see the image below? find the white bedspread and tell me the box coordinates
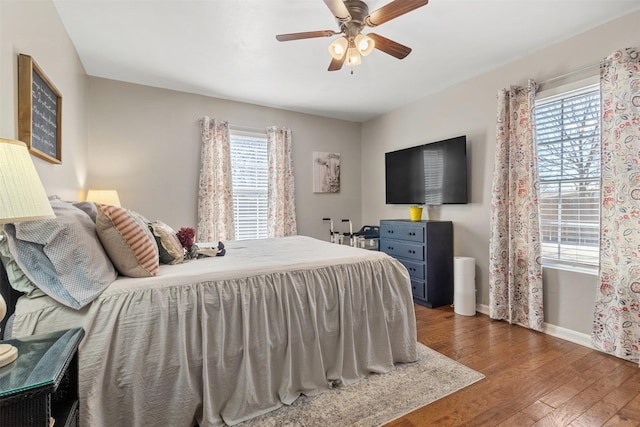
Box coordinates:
[11,236,417,427]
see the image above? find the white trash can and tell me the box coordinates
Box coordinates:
[454,256,476,316]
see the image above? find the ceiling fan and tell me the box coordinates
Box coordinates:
[276,0,429,72]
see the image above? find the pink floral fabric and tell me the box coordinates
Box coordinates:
[266,126,297,237]
[197,117,235,242]
[489,80,544,331]
[592,47,640,363]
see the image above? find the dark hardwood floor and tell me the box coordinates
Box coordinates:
[386,304,640,427]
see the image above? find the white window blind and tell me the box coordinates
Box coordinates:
[229,132,268,240]
[534,84,600,268]
[423,150,443,205]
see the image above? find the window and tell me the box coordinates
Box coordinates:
[229,131,268,240]
[534,83,600,269]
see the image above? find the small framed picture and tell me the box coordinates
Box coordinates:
[18,54,63,164]
[313,152,340,193]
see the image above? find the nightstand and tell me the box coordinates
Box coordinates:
[0,328,84,427]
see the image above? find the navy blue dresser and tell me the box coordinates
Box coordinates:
[380,220,453,308]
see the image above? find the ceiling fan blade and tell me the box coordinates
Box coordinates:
[368,33,412,59]
[323,0,352,23]
[365,0,428,27]
[328,55,346,71]
[276,30,338,42]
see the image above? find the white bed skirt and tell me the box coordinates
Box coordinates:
[11,236,417,426]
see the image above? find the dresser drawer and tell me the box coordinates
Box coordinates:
[411,280,426,300]
[398,259,425,281]
[380,221,425,243]
[380,239,424,261]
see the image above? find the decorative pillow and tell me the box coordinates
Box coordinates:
[0,231,46,298]
[149,221,184,265]
[95,204,159,277]
[72,201,98,222]
[3,199,118,309]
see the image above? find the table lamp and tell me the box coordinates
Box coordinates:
[85,189,121,207]
[0,138,55,367]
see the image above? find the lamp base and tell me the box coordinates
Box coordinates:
[0,343,18,367]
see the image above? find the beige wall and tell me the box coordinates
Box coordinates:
[0,0,88,201]
[87,77,362,239]
[361,10,640,336]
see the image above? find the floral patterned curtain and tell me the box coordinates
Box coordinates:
[266,126,297,237]
[197,116,234,242]
[592,48,640,363]
[489,80,544,331]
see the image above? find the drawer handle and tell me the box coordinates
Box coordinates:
[408,250,415,254]
[387,230,394,234]
[387,246,394,250]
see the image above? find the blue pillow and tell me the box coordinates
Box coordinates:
[3,199,117,309]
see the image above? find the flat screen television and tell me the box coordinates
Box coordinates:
[385,135,468,205]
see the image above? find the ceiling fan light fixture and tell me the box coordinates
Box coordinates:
[346,46,362,67]
[355,34,375,56]
[328,37,348,60]
[277,0,428,72]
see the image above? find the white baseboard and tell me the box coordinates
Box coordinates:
[476,304,593,349]
[476,303,490,316]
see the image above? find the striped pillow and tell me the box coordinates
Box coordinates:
[95,204,159,277]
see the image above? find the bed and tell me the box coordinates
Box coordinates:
[0,200,417,427]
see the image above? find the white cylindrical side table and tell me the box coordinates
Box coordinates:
[454,256,476,316]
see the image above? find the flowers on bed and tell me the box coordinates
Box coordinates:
[177,227,199,259]
[176,227,194,249]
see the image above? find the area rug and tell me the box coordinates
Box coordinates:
[237,343,484,427]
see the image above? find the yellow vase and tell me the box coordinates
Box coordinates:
[409,206,423,222]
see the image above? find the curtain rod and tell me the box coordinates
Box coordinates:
[537,59,612,92]
[229,124,267,134]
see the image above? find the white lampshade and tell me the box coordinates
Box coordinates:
[355,34,375,56]
[0,138,54,223]
[86,189,121,207]
[328,37,348,60]
[0,137,53,367]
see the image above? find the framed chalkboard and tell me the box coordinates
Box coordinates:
[18,54,62,164]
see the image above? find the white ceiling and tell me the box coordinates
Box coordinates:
[52,0,640,122]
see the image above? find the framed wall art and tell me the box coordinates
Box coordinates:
[313,151,340,193]
[18,54,62,164]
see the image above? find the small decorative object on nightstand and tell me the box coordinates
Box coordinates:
[0,328,84,427]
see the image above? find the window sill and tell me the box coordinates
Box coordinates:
[542,261,599,276]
